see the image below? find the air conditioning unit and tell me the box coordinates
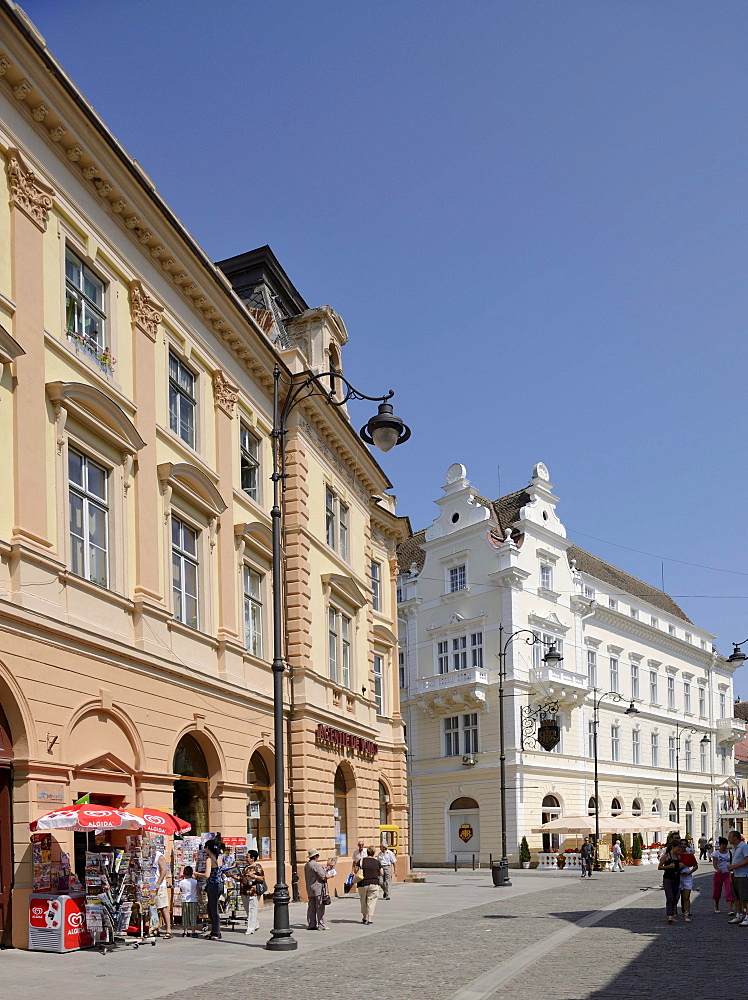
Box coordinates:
[462,754,477,766]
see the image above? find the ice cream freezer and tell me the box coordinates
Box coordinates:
[28,893,93,952]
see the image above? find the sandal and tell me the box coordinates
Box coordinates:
[163,933,173,939]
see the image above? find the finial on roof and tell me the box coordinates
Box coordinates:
[445,463,467,484]
[533,462,549,482]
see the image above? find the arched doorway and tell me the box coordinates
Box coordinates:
[542,795,561,852]
[685,801,694,839]
[379,781,391,827]
[247,751,272,859]
[173,734,209,834]
[701,802,709,838]
[334,766,351,857]
[0,703,13,948]
[448,797,479,858]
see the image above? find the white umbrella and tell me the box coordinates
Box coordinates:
[531,815,594,834]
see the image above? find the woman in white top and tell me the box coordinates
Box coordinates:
[712,837,735,914]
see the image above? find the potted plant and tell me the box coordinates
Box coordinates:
[520,836,531,869]
[631,833,642,865]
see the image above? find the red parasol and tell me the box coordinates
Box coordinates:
[128,808,191,836]
[30,805,147,832]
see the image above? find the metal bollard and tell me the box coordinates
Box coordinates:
[454,855,458,872]
[472,854,476,870]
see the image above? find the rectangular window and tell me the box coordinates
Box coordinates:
[650,671,658,704]
[533,632,564,669]
[609,657,619,693]
[452,635,467,671]
[587,650,597,688]
[669,736,676,770]
[699,686,706,717]
[169,352,196,449]
[68,448,109,588]
[584,585,596,599]
[651,733,659,767]
[339,502,348,561]
[470,632,483,669]
[720,692,726,718]
[700,639,707,650]
[684,682,691,714]
[463,713,479,754]
[540,564,552,590]
[373,654,383,715]
[325,488,336,548]
[171,516,199,628]
[668,624,676,636]
[684,739,692,770]
[700,740,707,773]
[651,616,659,628]
[65,247,106,354]
[444,716,460,757]
[685,632,692,644]
[449,565,466,593]
[609,598,618,611]
[611,725,620,762]
[243,566,263,657]
[437,640,449,674]
[630,607,639,620]
[371,561,381,612]
[240,424,260,501]
[632,729,640,764]
[398,651,405,689]
[631,663,639,700]
[341,615,351,688]
[588,720,595,758]
[667,676,675,710]
[328,608,338,683]
[325,487,349,560]
[720,746,727,775]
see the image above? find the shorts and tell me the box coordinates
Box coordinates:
[679,875,693,891]
[155,883,169,909]
[732,877,748,902]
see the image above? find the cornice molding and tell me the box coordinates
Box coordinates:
[591,606,722,669]
[5,145,54,230]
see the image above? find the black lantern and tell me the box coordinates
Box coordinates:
[537,717,561,752]
[360,402,411,452]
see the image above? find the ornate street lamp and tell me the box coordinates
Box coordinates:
[671,722,711,829]
[590,689,639,860]
[265,366,410,952]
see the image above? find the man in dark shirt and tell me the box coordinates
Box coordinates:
[580,837,595,878]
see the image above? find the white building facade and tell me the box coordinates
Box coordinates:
[398,462,744,866]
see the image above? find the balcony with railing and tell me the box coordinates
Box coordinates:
[415,667,489,717]
[529,663,589,706]
[716,717,746,745]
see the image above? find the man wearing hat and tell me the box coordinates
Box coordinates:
[304,849,332,931]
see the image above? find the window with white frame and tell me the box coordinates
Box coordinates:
[449,564,466,593]
[325,488,335,548]
[609,657,619,693]
[651,732,659,767]
[685,632,692,644]
[587,650,597,688]
[240,424,260,501]
[339,502,348,560]
[650,670,658,704]
[169,352,196,449]
[324,487,349,559]
[172,516,199,628]
[371,561,381,612]
[68,448,109,588]
[700,739,707,773]
[584,585,596,599]
[720,691,726,718]
[700,639,707,650]
[698,686,706,717]
[611,725,620,762]
[373,654,384,715]
[328,607,351,686]
[463,713,479,754]
[452,635,467,671]
[668,736,676,769]
[444,716,460,756]
[667,676,675,710]
[630,607,639,620]
[341,615,351,687]
[631,663,639,700]
[669,800,677,823]
[470,632,483,669]
[243,566,263,657]
[668,624,676,636]
[540,564,553,590]
[718,746,727,774]
[437,640,449,674]
[609,598,618,611]
[65,247,106,356]
[533,633,564,669]
[588,720,595,758]
[684,739,692,770]
[632,729,640,764]
[684,682,691,714]
[398,651,405,689]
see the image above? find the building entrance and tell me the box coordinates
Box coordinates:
[0,703,14,947]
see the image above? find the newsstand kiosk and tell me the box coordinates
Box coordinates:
[28,893,92,952]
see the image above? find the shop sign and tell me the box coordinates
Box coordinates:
[458,823,474,843]
[222,837,247,846]
[315,723,378,758]
[37,783,65,805]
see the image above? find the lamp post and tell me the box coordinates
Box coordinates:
[589,689,639,857]
[495,626,563,885]
[265,365,410,952]
[672,722,710,830]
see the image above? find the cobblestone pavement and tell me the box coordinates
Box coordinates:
[2,867,738,999]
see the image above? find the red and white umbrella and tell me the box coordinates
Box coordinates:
[128,808,191,836]
[30,805,147,833]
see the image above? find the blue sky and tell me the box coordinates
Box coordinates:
[22,1,748,691]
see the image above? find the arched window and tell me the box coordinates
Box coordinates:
[632,798,643,816]
[450,797,479,810]
[379,781,391,827]
[247,751,272,858]
[669,800,677,824]
[685,801,694,838]
[587,796,597,816]
[701,802,709,838]
[652,799,662,816]
[173,734,209,834]
[334,766,349,857]
[542,794,561,852]
[611,797,622,816]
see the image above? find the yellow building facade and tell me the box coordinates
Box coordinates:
[0,6,408,947]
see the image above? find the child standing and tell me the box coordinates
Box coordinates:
[177,865,199,938]
[712,837,734,914]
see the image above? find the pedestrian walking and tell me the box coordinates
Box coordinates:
[177,865,199,938]
[698,836,708,861]
[580,837,594,878]
[198,838,225,940]
[377,842,397,899]
[356,847,381,925]
[611,840,624,872]
[352,840,366,870]
[706,838,715,860]
[677,839,698,921]
[305,849,332,931]
[727,830,748,925]
[234,850,266,935]
[659,841,683,923]
[712,837,734,914]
